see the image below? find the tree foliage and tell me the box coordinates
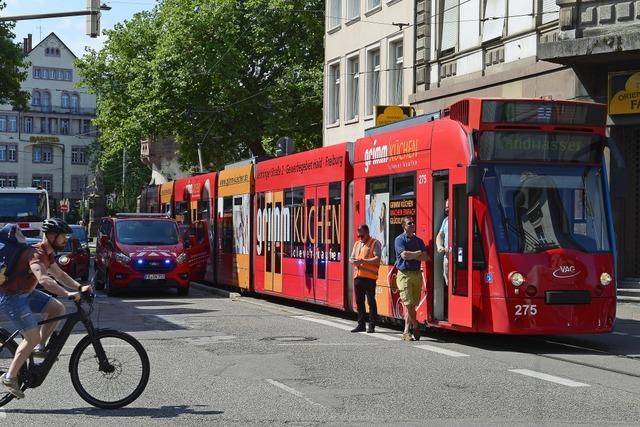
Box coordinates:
[0,1,28,108]
[77,0,324,196]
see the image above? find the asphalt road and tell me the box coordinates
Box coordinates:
[1,284,640,426]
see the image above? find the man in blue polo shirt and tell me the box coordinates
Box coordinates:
[394,217,429,341]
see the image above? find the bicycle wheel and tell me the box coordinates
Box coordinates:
[69,329,150,409]
[0,332,19,407]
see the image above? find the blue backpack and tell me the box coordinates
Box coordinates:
[0,224,31,287]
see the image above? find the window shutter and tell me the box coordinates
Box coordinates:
[440,0,459,51]
[541,0,559,24]
[482,0,506,42]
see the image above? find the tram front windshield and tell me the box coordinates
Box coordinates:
[482,165,611,254]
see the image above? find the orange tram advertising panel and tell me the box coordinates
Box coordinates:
[139,98,616,336]
[254,143,352,309]
[216,164,253,291]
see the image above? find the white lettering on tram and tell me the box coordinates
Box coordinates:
[364,139,388,173]
[256,205,291,256]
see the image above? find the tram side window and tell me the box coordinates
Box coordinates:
[222,196,233,253]
[175,201,189,223]
[328,182,341,262]
[365,177,390,265]
[233,195,249,254]
[389,173,416,263]
[284,187,304,258]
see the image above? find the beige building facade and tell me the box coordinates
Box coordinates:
[323,0,415,146]
[0,33,96,212]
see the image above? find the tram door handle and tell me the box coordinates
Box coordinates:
[457,247,464,263]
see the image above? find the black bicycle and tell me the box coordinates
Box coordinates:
[0,291,150,409]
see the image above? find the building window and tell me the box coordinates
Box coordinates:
[42,68,48,79]
[24,116,33,133]
[329,0,341,29]
[72,146,87,164]
[346,55,360,121]
[65,70,72,81]
[49,118,58,134]
[82,120,91,136]
[0,116,5,132]
[366,48,380,116]
[32,175,52,192]
[33,68,41,79]
[441,0,460,52]
[71,175,88,193]
[366,0,380,12]
[482,0,505,43]
[57,70,64,80]
[347,0,359,19]
[42,92,51,112]
[61,92,70,108]
[328,62,340,125]
[61,119,70,135]
[0,145,16,162]
[0,175,18,188]
[71,94,80,113]
[32,91,41,106]
[33,145,53,163]
[8,116,17,132]
[40,117,48,134]
[389,40,403,105]
[2,144,18,162]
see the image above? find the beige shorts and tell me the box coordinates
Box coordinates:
[396,270,422,305]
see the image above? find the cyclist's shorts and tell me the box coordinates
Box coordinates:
[0,290,53,332]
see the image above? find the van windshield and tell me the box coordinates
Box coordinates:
[115,220,179,245]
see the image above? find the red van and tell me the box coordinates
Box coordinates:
[94,213,191,296]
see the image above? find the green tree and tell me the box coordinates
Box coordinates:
[77,0,324,192]
[0,1,28,108]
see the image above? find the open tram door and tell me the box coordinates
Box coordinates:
[447,167,473,328]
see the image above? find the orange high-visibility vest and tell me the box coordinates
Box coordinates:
[354,238,380,280]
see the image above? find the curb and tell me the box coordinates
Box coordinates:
[190,281,241,298]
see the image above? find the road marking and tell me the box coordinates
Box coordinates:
[294,315,353,331]
[612,332,629,336]
[414,344,470,358]
[276,342,378,346]
[265,379,324,408]
[509,369,589,387]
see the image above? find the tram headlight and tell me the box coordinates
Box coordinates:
[600,272,613,286]
[509,271,525,287]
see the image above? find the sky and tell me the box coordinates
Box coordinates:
[1,0,156,57]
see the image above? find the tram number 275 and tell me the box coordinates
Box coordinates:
[514,304,538,316]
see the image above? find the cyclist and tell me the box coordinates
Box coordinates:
[0,218,91,398]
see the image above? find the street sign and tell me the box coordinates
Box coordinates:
[60,205,69,213]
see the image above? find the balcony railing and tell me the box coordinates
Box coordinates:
[28,104,96,116]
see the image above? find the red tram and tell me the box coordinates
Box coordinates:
[137,98,615,335]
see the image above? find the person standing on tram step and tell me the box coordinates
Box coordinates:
[436,199,449,287]
[395,216,429,341]
[349,224,381,333]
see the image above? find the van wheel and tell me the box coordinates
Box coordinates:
[105,271,117,297]
[177,285,189,297]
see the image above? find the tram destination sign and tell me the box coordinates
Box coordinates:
[481,100,606,126]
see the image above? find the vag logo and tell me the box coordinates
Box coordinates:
[363,140,388,173]
[553,265,580,279]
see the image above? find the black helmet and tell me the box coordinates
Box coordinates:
[41,217,72,234]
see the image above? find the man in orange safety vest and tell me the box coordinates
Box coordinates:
[349,224,381,333]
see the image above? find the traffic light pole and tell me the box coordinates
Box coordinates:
[0,11,95,22]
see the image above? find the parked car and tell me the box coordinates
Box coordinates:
[56,236,90,281]
[26,235,90,281]
[94,213,191,296]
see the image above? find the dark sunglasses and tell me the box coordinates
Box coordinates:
[405,221,415,226]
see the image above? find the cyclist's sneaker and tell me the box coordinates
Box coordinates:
[1,373,24,399]
[32,344,48,358]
